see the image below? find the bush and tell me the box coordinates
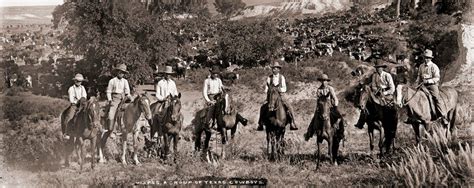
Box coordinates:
[388,126,473,186]
[4,118,64,168]
[2,92,69,122]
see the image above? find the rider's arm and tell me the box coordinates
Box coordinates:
[280,75,287,93]
[384,73,395,95]
[124,80,131,96]
[428,64,440,84]
[155,81,165,101]
[203,79,211,102]
[329,87,339,107]
[170,81,179,97]
[81,86,87,100]
[264,77,270,93]
[106,79,113,101]
[68,86,75,104]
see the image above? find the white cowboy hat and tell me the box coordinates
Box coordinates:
[270,61,282,69]
[163,66,174,74]
[317,74,331,81]
[423,49,434,59]
[114,63,129,73]
[72,73,86,82]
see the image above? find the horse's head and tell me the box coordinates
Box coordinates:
[168,93,182,122]
[267,85,281,111]
[218,92,233,115]
[395,84,408,108]
[317,98,332,121]
[136,94,152,120]
[354,83,371,110]
[85,97,101,130]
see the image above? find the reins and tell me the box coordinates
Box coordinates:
[402,83,423,106]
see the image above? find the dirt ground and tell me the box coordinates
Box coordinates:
[0,80,472,187]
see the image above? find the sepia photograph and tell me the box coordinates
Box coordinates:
[0,0,472,187]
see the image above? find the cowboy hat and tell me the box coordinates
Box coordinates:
[72,73,86,82]
[210,66,221,74]
[270,61,282,69]
[114,63,129,73]
[374,59,388,68]
[423,49,434,59]
[318,74,331,81]
[163,66,174,74]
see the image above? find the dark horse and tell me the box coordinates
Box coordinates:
[61,97,101,170]
[353,84,398,157]
[309,97,345,167]
[262,84,288,161]
[194,91,248,162]
[150,94,183,160]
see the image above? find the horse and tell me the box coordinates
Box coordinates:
[395,84,458,144]
[194,91,248,162]
[61,97,101,170]
[352,84,398,157]
[150,94,183,160]
[98,94,152,165]
[262,84,288,161]
[310,97,345,167]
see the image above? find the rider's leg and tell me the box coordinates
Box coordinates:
[107,98,121,135]
[427,85,448,125]
[63,105,77,139]
[282,94,298,130]
[304,114,316,141]
[257,103,267,131]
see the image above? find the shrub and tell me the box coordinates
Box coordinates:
[2,92,69,122]
[388,126,473,186]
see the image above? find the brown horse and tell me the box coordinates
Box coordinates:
[150,94,183,160]
[194,91,248,162]
[61,97,101,170]
[353,84,398,157]
[98,94,152,165]
[395,84,458,144]
[310,96,345,167]
[262,84,288,161]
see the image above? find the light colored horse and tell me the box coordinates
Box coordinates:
[61,97,101,170]
[395,84,458,144]
[98,94,152,165]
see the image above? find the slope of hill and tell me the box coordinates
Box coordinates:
[0,6,55,26]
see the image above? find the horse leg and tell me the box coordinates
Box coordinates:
[317,141,321,169]
[98,132,110,163]
[412,123,421,145]
[368,127,375,158]
[195,129,202,152]
[328,133,335,165]
[133,131,140,165]
[91,136,96,169]
[64,139,73,167]
[204,130,212,163]
[230,124,237,140]
[121,133,128,165]
[78,138,84,171]
[266,131,271,158]
[378,122,384,158]
[220,128,227,160]
[163,134,170,160]
[173,134,179,160]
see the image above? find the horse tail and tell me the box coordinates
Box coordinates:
[449,104,457,133]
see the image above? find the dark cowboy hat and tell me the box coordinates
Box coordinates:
[374,59,388,68]
[317,74,331,81]
[114,64,129,73]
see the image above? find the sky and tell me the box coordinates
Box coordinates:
[0,0,63,7]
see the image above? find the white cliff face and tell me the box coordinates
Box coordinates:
[445,24,474,87]
[232,0,352,19]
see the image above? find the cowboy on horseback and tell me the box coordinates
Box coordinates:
[63,73,88,140]
[304,74,341,141]
[257,61,298,131]
[105,64,132,136]
[415,49,448,126]
[354,60,395,129]
[203,66,225,129]
[152,66,179,132]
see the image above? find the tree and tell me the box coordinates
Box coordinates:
[214,0,246,17]
[52,0,178,93]
[215,19,283,67]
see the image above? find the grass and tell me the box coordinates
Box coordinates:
[388,126,473,186]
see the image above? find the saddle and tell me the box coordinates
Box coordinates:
[420,86,437,120]
[369,89,394,107]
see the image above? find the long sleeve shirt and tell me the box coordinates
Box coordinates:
[203,77,223,102]
[315,85,339,107]
[106,77,130,101]
[371,71,395,95]
[155,78,178,101]
[68,85,87,104]
[417,61,440,85]
[264,74,287,93]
